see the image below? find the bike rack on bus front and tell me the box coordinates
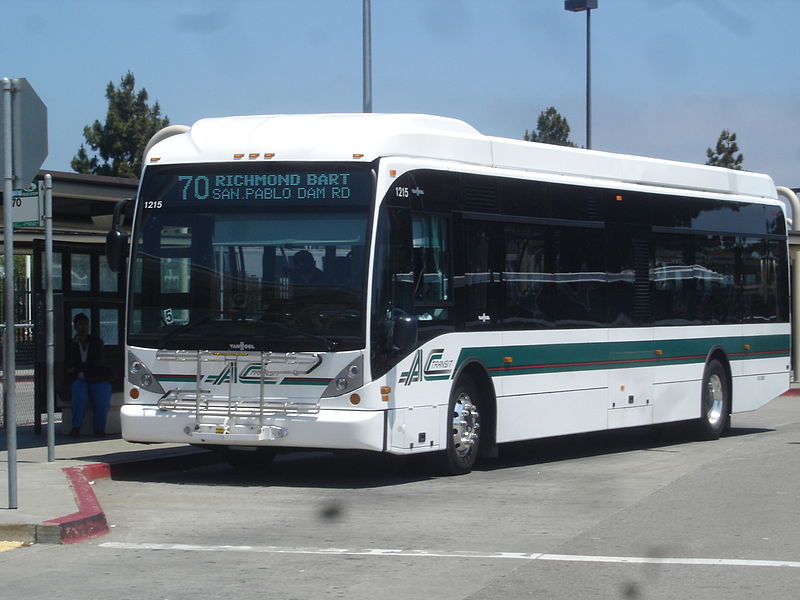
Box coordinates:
[154,349,321,442]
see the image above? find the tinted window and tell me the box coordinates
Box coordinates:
[694,234,738,324]
[653,196,771,235]
[503,222,554,328]
[606,225,651,327]
[552,226,606,327]
[652,232,696,325]
[412,214,451,305]
[462,220,500,328]
[370,206,413,376]
[740,237,781,322]
[385,169,789,342]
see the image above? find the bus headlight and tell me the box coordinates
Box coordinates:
[128,351,165,395]
[322,355,363,398]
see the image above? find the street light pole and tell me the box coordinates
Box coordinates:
[585,6,592,150]
[565,0,598,149]
[363,0,373,113]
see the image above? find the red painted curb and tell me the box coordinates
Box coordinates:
[40,463,112,544]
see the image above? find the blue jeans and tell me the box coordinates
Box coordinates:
[71,379,112,431]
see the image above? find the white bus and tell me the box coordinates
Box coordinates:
[107,114,790,474]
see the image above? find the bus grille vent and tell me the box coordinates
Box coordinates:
[633,238,651,322]
[462,180,498,212]
[586,196,601,220]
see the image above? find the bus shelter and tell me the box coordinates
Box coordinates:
[1,170,136,432]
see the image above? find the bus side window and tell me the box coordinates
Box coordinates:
[412,214,450,306]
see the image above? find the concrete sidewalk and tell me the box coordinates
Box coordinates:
[0,426,220,544]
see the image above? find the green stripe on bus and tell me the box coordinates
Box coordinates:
[455,334,789,378]
[281,378,332,386]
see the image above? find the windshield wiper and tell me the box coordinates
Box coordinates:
[156,309,340,352]
[259,317,340,352]
[157,311,219,347]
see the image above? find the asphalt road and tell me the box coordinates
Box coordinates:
[2,395,800,599]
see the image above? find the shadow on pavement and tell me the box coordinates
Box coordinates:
[103,421,775,490]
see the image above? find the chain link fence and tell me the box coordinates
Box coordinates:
[0,324,37,427]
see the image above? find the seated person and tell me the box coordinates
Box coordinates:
[64,313,112,437]
[291,250,325,285]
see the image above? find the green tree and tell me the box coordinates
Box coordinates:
[705,129,743,170]
[72,71,169,178]
[524,107,577,147]
[0,255,31,324]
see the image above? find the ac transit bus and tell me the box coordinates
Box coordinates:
[107,113,790,474]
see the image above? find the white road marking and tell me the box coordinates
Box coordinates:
[99,542,800,569]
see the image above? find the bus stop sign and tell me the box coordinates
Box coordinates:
[0,77,48,187]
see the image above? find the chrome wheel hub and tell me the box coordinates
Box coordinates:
[705,373,724,427]
[452,391,480,457]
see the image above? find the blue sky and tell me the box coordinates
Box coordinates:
[6,0,800,187]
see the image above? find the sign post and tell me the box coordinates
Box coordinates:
[1,77,48,509]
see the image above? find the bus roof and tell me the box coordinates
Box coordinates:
[147,113,777,201]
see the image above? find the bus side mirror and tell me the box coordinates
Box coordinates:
[106,198,131,273]
[393,315,418,353]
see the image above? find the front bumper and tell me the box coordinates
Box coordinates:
[121,403,386,451]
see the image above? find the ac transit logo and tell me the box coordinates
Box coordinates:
[399,348,454,385]
[204,363,278,386]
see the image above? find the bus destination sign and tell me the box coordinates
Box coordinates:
[178,172,355,202]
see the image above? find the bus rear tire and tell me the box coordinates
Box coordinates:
[695,359,730,440]
[434,375,481,475]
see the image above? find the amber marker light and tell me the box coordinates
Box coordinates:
[248,153,260,160]
[654,349,664,356]
[233,153,245,160]
[264,153,275,159]
[615,194,623,202]
[380,386,391,402]
[389,169,397,177]
[129,387,140,399]
[743,344,751,351]
[353,153,365,159]
[350,394,361,405]
[503,356,513,364]
[149,157,161,163]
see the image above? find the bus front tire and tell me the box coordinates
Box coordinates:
[434,375,482,475]
[695,359,730,440]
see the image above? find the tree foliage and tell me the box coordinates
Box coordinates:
[524,107,577,147]
[71,71,169,178]
[705,129,743,170]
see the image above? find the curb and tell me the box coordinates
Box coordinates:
[31,449,220,544]
[40,464,111,544]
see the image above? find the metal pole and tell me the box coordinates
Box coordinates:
[24,255,31,324]
[45,174,54,461]
[2,77,18,509]
[586,8,592,150]
[363,0,373,113]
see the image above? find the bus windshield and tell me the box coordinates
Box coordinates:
[128,163,374,352]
